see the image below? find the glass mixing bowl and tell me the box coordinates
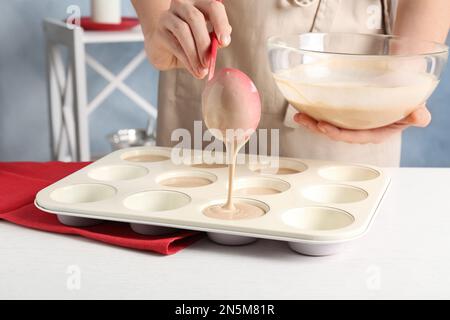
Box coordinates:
[267,33,448,130]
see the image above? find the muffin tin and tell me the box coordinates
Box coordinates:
[35,146,390,256]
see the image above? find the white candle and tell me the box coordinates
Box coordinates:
[91,0,122,24]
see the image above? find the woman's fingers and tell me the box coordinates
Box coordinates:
[294,112,411,144]
[152,0,231,77]
[159,25,198,77]
[157,0,231,77]
[396,105,431,127]
[316,122,406,144]
[294,105,432,144]
[195,0,232,47]
[172,1,211,67]
[293,113,322,134]
[162,12,207,78]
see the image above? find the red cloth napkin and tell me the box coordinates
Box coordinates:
[0,161,202,255]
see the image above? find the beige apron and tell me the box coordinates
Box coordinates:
[156,0,401,167]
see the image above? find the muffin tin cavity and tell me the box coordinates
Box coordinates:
[302,184,368,204]
[174,150,228,169]
[50,184,116,204]
[130,223,177,236]
[156,170,217,188]
[188,153,228,169]
[124,190,191,212]
[287,241,347,256]
[88,165,148,181]
[125,189,191,235]
[121,149,170,163]
[191,162,228,169]
[207,233,257,246]
[319,165,380,182]
[234,177,290,195]
[57,215,102,227]
[249,159,307,175]
[282,207,354,231]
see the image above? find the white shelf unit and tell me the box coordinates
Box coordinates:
[43,18,157,161]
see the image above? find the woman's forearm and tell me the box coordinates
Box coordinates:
[394,0,449,43]
[131,0,171,38]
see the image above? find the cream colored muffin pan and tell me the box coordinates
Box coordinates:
[35,146,390,256]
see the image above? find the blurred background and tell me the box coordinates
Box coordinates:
[0,0,448,166]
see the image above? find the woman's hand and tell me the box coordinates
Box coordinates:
[294,105,431,144]
[145,0,232,79]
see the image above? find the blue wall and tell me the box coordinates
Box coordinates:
[401,51,450,167]
[0,0,159,160]
[0,1,449,166]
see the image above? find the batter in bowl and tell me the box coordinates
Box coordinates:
[274,61,438,130]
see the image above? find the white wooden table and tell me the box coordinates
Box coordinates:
[44,19,157,162]
[1,168,450,299]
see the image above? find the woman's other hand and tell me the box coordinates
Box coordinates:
[144,0,232,79]
[294,105,432,144]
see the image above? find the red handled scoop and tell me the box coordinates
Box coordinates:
[202,1,261,144]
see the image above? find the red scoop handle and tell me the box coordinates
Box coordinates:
[207,0,223,81]
[208,34,219,81]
